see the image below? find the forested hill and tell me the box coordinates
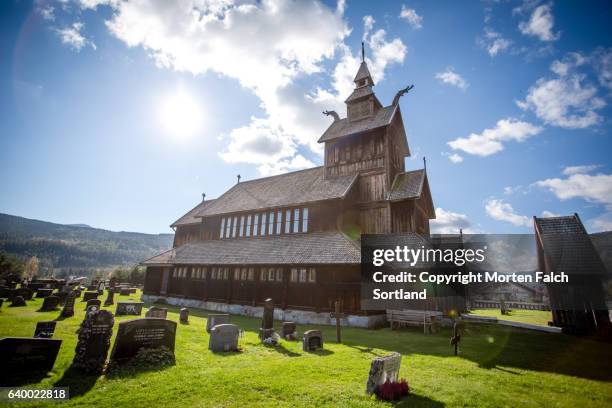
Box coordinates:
[0,213,173,270]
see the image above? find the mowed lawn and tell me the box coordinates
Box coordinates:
[1,292,611,408]
[468,308,553,327]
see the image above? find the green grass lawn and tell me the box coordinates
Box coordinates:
[468,308,553,327]
[1,292,611,408]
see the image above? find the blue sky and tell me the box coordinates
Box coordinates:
[1,0,611,234]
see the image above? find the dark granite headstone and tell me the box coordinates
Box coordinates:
[85,299,101,312]
[119,288,130,296]
[55,291,68,306]
[34,321,57,339]
[10,296,26,307]
[61,292,77,318]
[36,289,53,298]
[82,291,99,302]
[116,302,144,316]
[72,309,114,373]
[259,298,275,340]
[280,322,297,340]
[179,308,189,324]
[110,318,177,362]
[0,338,62,381]
[40,295,60,312]
[206,314,230,333]
[104,290,114,306]
[145,306,167,319]
[16,287,34,301]
[302,330,323,352]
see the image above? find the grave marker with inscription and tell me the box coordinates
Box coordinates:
[85,299,101,312]
[365,352,402,395]
[16,287,34,301]
[259,298,275,340]
[10,296,26,307]
[180,308,189,324]
[72,309,114,373]
[209,324,239,352]
[0,337,62,381]
[103,290,114,306]
[302,330,324,352]
[116,301,144,316]
[60,292,77,318]
[110,318,177,362]
[280,322,297,340]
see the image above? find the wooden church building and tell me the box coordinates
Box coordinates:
[142,55,436,327]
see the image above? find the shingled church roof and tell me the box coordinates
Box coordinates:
[534,214,607,276]
[142,232,361,266]
[171,199,216,228]
[317,105,397,143]
[388,169,426,201]
[194,166,358,218]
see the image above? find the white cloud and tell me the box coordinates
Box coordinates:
[97,0,405,175]
[430,208,474,234]
[448,118,542,157]
[562,164,601,175]
[593,47,612,91]
[257,155,316,177]
[38,5,55,21]
[517,52,607,129]
[518,3,560,42]
[435,68,468,90]
[485,199,531,227]
[399,5,422,29]
[448,153,463,163]
[535,172,612,207]
[56,22,95,51]
[479,28,511,57]
[541,210,560,217]
[363,15,375,41]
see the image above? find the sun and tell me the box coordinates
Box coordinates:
[158,89,203,141]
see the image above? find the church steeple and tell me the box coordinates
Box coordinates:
[345,43,381,122]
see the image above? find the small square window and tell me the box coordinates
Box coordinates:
[290,268,298,282]
[268,267,275,281]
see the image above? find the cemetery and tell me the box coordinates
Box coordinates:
[0,288,610,407]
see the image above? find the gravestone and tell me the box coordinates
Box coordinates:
[82,291,99,302]
[73,289,82,298]
[145,306,167,319]
[116,301,144,316]
[72,309,114,373]
[259,298,275,340]
[103,290,114,306]
[16,287,34,301]
[97,281,105,295]
[85,299,101,312]
[302,330,323,352]
[36,289,53,298]
[206,314,230,333]
[179,308,189,324]
[55,291,68,306]
[119,288,130,296]
[0,338,62,381]
[280,322,297,340]
[34,321,57,339]
[209,324,239,352]
[110,318,177,362]
[10,296,26,307]
[365,352,402,395]
[40,295,60,312]
[61,292,77,318]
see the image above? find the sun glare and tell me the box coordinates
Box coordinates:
[158,90,203,141]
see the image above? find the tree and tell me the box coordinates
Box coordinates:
[24,256,39,280]
[0,252,25,283]
[128,266,145,284]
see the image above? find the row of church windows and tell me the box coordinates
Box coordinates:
[219,207,309,239]
[172,266,316,283]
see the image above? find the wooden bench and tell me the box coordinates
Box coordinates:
[387,310,443,334]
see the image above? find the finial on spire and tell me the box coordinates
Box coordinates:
[236,174,241,184]
[361,41,365,62]
[423,156,427,171]
[202,193,206,202]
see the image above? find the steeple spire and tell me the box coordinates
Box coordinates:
[361,41,365,62]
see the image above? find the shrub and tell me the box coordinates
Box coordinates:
[374,378,410,401]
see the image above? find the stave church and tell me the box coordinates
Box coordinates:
[142,52,439,327]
